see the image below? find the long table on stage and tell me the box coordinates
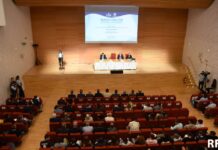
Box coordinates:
[94,60,137,71]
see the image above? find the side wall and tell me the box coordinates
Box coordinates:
[183,1,218,87]
[0,0,34,103]
[31,7,187,65]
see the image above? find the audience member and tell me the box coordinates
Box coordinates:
[127,118,140,131]
[170,121,183,130]
[54,106,64,114]
[136,90,144,96]
[182,133,194,142]
[129,90,136,96]
[77,89,85,98]
[153,103,162,111]
[142,104,153,111]
[107,122,117,132]
[84,114,93,122]
[155,110,167,120]
[54,138,69,148]
[135,135,146,145]
[81,136,93,147]
[94,122,106,132]
[111,90,120,97]
[171,133,183,142]
[121,91,128,97]
[113,102,124,112]
[104,112,115,122]
[125,101,134,111]
[205,131,218,140]
[57,123,70,133]
[82,122,94,133]
[119,138,134,146]
[184,120,196,129]
[86,91,94,97]
[95,89,104,97]
[195,119,204,128]
[95,103,105,112]
[68,90,76,100]
[82,104,93,112]
[146,134,158,144]
[104,89,111,97]
[70,121,81,133]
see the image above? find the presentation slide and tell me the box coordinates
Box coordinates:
[85,5,139,43]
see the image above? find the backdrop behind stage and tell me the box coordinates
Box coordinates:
[31,7,187,65]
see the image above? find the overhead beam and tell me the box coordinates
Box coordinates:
[14,0,214,9]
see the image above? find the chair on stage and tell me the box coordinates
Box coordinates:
[110,53,116,60]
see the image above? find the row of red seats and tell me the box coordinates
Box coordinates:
[0,105,39,115]
[0,146,11,150]
[0,134,21,145]
[50,116,196,131]
[6,97,42,105]
[0,122,28,132]
[190,94,218,111]
[39,140,207,150]
[71,95,176,104]
[0,112,33,120]
[73,101,182,111]
[46,127,208,141]
[53,108,189,122]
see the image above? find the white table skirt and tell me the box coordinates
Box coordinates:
[94,60,137,70]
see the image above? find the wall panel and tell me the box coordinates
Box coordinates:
[31,7,187,64]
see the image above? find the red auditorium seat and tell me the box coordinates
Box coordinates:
[204,107,218,118]
[39,148,51,150]
[95,146,120,150]
[53,148,66,150]
[0,146,12,150]
[66,148,80,150]
[80,147,93,150]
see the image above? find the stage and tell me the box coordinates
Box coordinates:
[25,62,183,75]
[23,62,193,99]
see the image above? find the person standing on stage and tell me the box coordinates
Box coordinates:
[58,50,64,69]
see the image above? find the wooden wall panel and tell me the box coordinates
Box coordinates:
[31,7,188,64]
[15,0,214,9]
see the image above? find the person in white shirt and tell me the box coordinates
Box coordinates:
[127,118,140,131]
[146,134,158,144]
[195,119,204,128]
[104,112,115,122]
[205,102,216,110]
[82,122,93,133]
[142,104,153,111]
[58,50,64,69]
[170,121,183,130]
[104,89,111,98]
